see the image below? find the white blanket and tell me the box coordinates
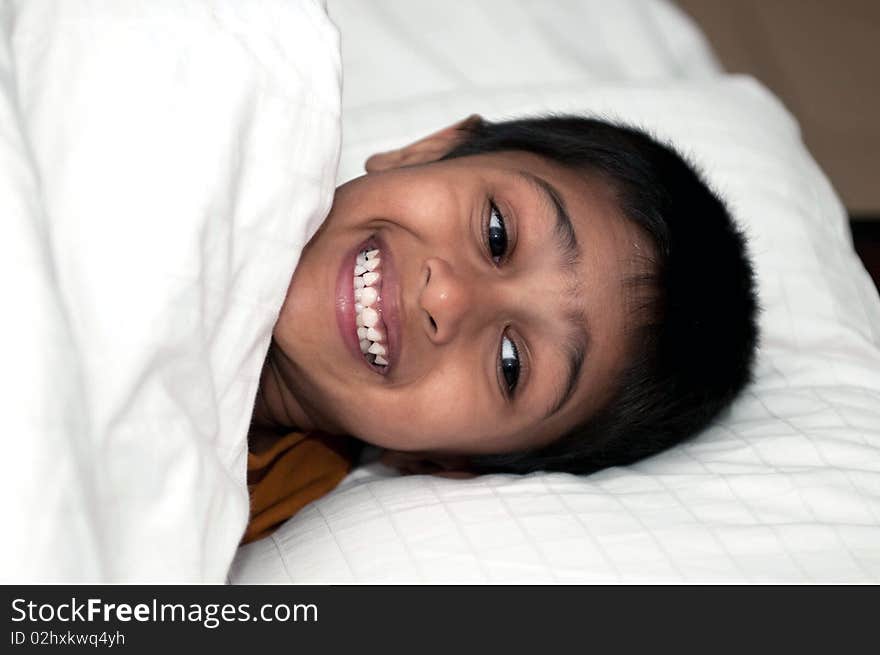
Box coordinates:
[0,0,341,582]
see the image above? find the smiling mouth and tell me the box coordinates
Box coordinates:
[352,246,390,367]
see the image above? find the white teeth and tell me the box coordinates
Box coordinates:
[361,307,379,327]
[359,286,378,307]
[352,247,389,367]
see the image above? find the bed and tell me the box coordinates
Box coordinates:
[229,0,880,583]
[2,0,877,583]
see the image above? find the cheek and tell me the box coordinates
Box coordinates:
[369,172,461,235]
[351,364,495,452]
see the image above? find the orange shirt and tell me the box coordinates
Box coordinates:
[243,431,358,544]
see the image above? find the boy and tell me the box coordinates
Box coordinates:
[244,114,758,539]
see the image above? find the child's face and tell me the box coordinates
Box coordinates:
[273,148,649,462]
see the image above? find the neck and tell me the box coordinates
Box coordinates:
[251,340,319,435]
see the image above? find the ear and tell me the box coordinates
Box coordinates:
[364,114,483,174]
[379,449,478,479]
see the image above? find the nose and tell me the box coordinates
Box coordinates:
[418,257,479,344]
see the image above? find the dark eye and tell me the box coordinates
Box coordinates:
[486,202,508,262]
[500,333,520,395]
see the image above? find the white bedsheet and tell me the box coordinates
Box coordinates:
[230,1,880,583]
[0,0,341,582]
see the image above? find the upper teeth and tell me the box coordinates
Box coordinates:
[353,248,388,367]
[357,287,378,305]
[360,307,379,327]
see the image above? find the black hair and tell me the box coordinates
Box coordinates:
[442,115,759,474]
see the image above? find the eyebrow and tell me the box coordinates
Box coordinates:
[517,170,580,266]
[515,170,589,420]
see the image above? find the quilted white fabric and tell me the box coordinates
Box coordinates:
[0,0,341,582]
[229,1,880,583]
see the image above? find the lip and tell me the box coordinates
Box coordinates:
[335,233,403,377]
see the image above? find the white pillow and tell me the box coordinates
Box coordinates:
[230,75,880,583]
[328,0,721,125]
[0,0,341,582]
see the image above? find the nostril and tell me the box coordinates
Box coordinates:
[429,315,438,332]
